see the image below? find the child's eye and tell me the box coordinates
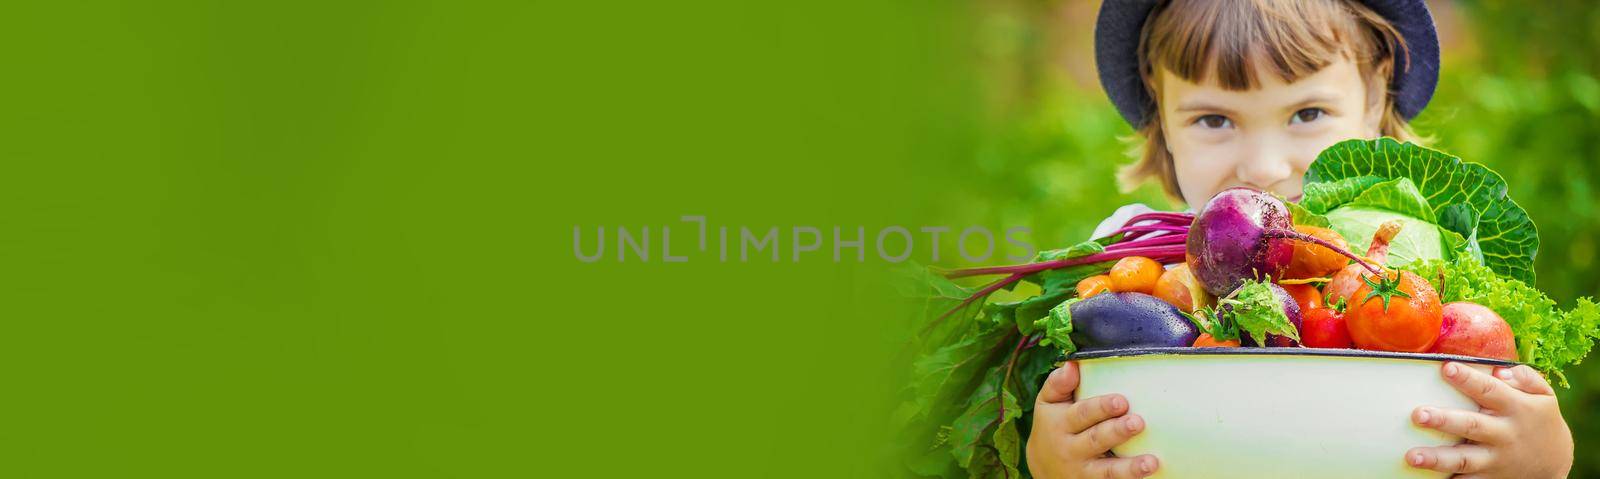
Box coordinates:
[1290,108,1325,125]
[1194,114,1233,129]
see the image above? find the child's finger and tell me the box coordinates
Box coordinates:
[1063,394,1129,433]
[1494,365,1555,396]
[1411,406,1509,444]
[1440,362,1516,411]
[1082,454,1158,479]
[1037,363,1080,405]
[1406,444,1492,474]
[1069,413,1143,456]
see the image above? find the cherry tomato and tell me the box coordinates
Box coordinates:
[1193,333,1241,348]
[1076,275,1113,299]
[1346,270,1443,353]
[1301,307,1353,349]
[1279,283,1324,313]
[1109,256,1163,294]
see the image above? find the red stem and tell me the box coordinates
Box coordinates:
[943,244,1185,278]
[1265,228,1382,275]
[921,273,1026,336]
[1106,233,1186,250]
[1103,224,1189,242]
[928,212,1193,338]
[1124,212,1195,227]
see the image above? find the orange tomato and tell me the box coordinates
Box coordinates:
[1193,333,1241,348]
[1076,275,1113,299]
[1152,264,1210,313]
[1282,225,1351,280]
[1109,256,1163,294]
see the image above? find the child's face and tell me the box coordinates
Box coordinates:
[1157,58,1382,208]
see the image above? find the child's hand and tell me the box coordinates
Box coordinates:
[1026,362,1159,479]
[1405,362,1573,478]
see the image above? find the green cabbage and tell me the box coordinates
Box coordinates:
[1303,138,1537,283]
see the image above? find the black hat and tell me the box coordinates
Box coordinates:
[1095,0,1440,128]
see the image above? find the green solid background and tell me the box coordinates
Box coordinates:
[0,1,972,476]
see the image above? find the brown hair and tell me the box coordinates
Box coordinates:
[1120,0,1421,201]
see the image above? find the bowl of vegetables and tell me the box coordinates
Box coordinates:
[1072,348,1511,479]
[897,139,1600,479]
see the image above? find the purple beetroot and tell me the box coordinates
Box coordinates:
[1186,187,1381,298]
[1186,187,1296,296]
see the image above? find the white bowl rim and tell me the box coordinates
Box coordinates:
[1068,346,1518,367]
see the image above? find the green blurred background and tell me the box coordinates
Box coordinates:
[936,0,1600,475]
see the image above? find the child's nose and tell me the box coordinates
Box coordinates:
[1236,140,1296,189]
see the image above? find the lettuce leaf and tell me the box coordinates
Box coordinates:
[1304,138,1539,284]
[1403,257,1600,386]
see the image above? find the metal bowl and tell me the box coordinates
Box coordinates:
[1070,347,1515,479]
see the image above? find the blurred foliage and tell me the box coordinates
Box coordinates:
[947,0,1600,473]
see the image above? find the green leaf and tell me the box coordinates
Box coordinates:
[1347,178,1437,222]
[1186,306,1239,342]
[1284,200,1332,228]
[896,263,984,350]
[988,389,1023,478]
[905,320,1017,424]
[1035,298,1083,354]
[950,365,1020,472]
[1301,175,1385,214]
[997,289,1073,336]
[1225,280,1300,344]
[1014,238,1119,337]
[1438,203,1480,240]
[1305,138,1539,284]
[1014,347,1061,413]
[1032,238,1108,262]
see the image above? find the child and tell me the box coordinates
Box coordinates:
[1024,1,1575,478]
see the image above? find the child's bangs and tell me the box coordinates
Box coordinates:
[1142,0,1369,91]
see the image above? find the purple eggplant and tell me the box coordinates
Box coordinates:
[1070,292,1200,350]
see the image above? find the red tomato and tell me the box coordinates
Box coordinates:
[1345,270,1443,352]
[1301,307,1353,349]
[1279,283,1324,314]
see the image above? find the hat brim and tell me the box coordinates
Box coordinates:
[1095,0,1440,128]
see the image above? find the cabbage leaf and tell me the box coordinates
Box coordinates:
[1303,138,1538,283]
